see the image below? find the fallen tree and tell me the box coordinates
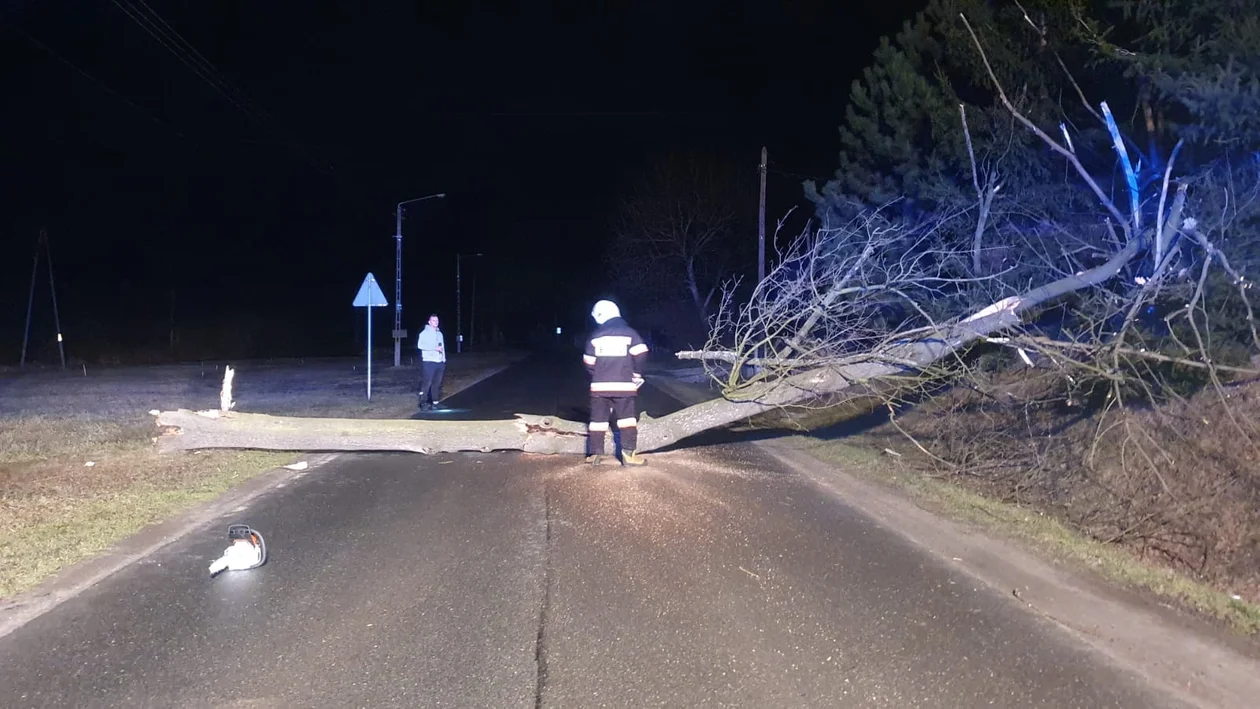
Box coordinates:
[154,221,1143,455]
[152,14,1243,458]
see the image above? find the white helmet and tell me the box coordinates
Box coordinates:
[591,299,621,325]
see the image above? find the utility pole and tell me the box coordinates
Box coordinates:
[393,192,445,367]
[456,252,482,354]
[20,228,67,370]
[461,254,466,355]
[758,146,767,284]
[394,206,403,366]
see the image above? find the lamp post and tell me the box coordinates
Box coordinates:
[456,252,482,354]
[393,192,445,367]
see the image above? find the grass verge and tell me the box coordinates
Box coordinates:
[785,432,1260,637]
[0,445,292,599]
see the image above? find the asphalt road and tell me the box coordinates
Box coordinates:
[1,352,1187,708]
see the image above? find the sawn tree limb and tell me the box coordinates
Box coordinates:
[154,240,1139,455]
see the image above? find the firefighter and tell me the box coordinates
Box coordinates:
[583,299,649,466]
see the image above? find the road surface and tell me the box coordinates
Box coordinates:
[0,352,1192,707]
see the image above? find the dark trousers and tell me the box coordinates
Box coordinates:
[588,395,637,455]
[420,361,446,406]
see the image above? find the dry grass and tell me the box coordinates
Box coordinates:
[752,387,1260,637]
[0,446,293,599]
[0,351,527,600]
[0,416,150,466]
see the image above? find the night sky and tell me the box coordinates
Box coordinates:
[1,0,916,364]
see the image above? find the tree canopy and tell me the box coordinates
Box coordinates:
[808,0,1089,220]
[162,0,1260,453]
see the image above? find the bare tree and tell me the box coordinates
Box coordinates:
[832,12,1260,595]
[607,154,751,332]
[155,15,1259,500]
[154,199,1151,457]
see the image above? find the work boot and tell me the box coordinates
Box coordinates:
[585,454,603,465]
[620,450,647,466]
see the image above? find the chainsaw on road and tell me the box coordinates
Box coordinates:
[208,524,268,576]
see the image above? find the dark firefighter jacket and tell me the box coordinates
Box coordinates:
[583,316,649,396]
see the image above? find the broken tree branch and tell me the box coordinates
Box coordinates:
[960,103,1000,275]
[1100,100,1142,234]
[959,12,1131,237]
[155,236,1142,456]
[220,366,235,413]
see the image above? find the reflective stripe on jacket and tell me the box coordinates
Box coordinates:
[583,317,648,396]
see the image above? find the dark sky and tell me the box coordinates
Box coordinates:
[0,0,917,363]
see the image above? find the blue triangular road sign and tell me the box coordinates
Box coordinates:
[352,272,389,307]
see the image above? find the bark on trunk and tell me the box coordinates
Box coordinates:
[154,410,590,455]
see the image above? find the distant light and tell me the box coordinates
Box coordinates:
[57,333,63,342]
[555,327,562,335]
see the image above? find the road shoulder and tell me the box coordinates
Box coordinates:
[0,453,338,641]
[647,370,1260,708]
[761,441,1260,709]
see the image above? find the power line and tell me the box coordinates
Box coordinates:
[111,0,270,125]
[9,20,353,161]
[132,0,242,104]
[125,0,300,151]
[107,0,335,175]
[102,0,384,221]
[4,21,189,142]
[107,2,256,129]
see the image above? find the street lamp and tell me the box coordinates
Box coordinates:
[456,252,482,354]
[393,192,445,367]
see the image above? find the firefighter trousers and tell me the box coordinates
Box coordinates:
[587,395,637,454]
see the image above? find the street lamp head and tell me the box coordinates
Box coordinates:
[399,192,446,210]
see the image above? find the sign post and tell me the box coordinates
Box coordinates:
[352,272,390,400]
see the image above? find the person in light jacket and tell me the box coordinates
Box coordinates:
[417,313,446,410]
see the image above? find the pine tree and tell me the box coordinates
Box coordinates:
[831,33,945,207]
[1086,0,1260,152]
[807,0,1092,223]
